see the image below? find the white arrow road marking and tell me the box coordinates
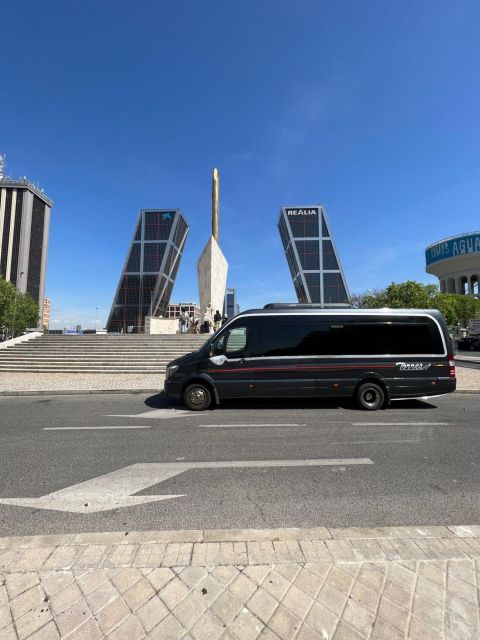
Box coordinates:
[198,424,307,428]
[350,422,451,426]
[44,426,152,431]
[0,458,373,514]
[106,408,195,420]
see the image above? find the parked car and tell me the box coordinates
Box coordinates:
[457,336,480,351]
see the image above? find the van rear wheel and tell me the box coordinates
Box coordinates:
[183,383,212,411]
[356,382,385,411]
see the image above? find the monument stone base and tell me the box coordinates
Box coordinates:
[197,236,228,320]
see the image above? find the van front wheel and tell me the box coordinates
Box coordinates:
[183,383,212,411]
[355,382,385,411]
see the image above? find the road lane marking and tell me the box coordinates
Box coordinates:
[350,422,451,426]
[0,458,373,513]
[43,426,152,431]
[198,424,307,428]
[329,439,420,444]
[106,409,195,419]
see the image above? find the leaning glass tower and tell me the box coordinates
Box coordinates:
[278,205,350,307]
[106,209,189,332]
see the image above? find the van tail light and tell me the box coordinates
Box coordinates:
[448,353,455,379]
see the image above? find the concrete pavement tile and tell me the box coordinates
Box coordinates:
[377,597,409,634]
[205,543,220,566]
[268,604,301,639]
[333,621,366,639]
[445,593,478,627]
[296,622,324,640]
[448,526,480,537]
[304,601,337,638]
[145,567,174,591]
[247,587,278,624]
[371,617,404,640]
[211,588,243,625]
[64,617,103,639]
[42,546,82,570]
[357,564,386,592]
[312,539,333,561]
[133,543,166,567]
[412,594,443,631]
[15,547,55,571]
[178,566,209,588]
[96,596,130,635]
[408,615,442,640]
[192,543,207,566]
[10,584,44,619]
[191,609,225,640]
[414,575,443,607]
[342,598,376,637]
[104,544,138,568]
[73,545,108,568]
[28,620,60,639]
[85,580,118,614]
[444,609,478,640]
[104,614,145,639]
[382,578,412,609]
[54,597,92,637]
[135,595,168,632]
[284,540,304,563]
[447,573,477,604]
[273,564,301,583]
[325,539,355,562]
[173,592,207,628]
[0,550,18,572]
[324,566,354,596]
[177,542,193,566]
[234,542,248,565]
[317,582,347,616]
[388,562,416,592]
[123,577,156,611]
[210,565,239,586]
[0,588,6,608]
[229,574,257,601]
[345,539,371,561]
[294,567,324,598]
[149,613,185,639]
[303,562,331,580]
[194,574,224,606]
[417,560,445,586]
[258,630,280,640]
[259,542,276,565]
[439,538,468,558]
[110,568,143,594]
[243,566,271,585]
[15,602,53,638]
[298,540,319,562]
[247,541,263,565]
[261,570,291,600]
[350,579,381,612]
[158,576,189,609]
[0,624,16,640]
[272,541,290,564]
[49,581,83,615]
[448,559,476,584]
[375,539,399,561]
[42,571,74,597]
[229,608,264,640]
[0,605,12,632]
[76,569,108,596]
[5,572,39,599]
[282,584,313,619]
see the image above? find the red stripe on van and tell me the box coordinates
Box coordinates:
[207,364,397,374]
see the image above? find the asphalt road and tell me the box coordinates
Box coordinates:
[1,391,479,536]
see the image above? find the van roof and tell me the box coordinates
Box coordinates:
[236,307,444,318]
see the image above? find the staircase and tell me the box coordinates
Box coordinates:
[0,334,208,373]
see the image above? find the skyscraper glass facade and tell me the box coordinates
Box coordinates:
[278,206,350,307]
[106,209,189,333]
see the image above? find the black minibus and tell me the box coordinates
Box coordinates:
[164,305,456,411]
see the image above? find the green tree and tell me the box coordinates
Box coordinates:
[0,276,39,338]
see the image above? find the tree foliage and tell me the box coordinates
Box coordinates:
[357,280,480,327]
[0,276,39,338]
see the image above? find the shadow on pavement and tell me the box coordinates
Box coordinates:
[144,392,438,412]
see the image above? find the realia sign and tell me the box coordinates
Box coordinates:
[426,233,480,266]
[286,208,318,216]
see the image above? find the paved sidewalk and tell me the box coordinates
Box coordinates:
[0,366,479,395]
[1,525,480,639]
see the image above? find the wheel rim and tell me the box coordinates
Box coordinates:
[362,388,378,407]
[189,387,206,407]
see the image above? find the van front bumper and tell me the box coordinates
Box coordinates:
[164,378,182,400]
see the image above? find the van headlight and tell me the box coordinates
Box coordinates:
[165,365,179,380]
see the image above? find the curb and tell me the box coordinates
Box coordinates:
[1,524,480,549]
[1,388,479,397]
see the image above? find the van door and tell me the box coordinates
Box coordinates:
[207,324,253,399]
[250,317,319,397]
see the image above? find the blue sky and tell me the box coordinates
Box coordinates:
[1,1,479,328]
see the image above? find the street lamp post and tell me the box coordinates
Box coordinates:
[12,271,24,339]
[95,307,98,333]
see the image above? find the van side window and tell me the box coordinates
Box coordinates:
[225,327,248,357]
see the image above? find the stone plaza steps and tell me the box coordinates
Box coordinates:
[0,334,207,373]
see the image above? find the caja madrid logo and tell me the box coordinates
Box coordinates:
[396,362,431,371]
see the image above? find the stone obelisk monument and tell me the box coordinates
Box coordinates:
[197,168,228,324]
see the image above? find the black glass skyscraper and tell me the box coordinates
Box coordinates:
[107,209,189,333]
[278,205,350,307]
[0,178,53,324]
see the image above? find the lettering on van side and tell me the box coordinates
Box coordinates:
[396,362,431,371]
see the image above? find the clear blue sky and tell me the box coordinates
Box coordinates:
[1,1,479,328]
